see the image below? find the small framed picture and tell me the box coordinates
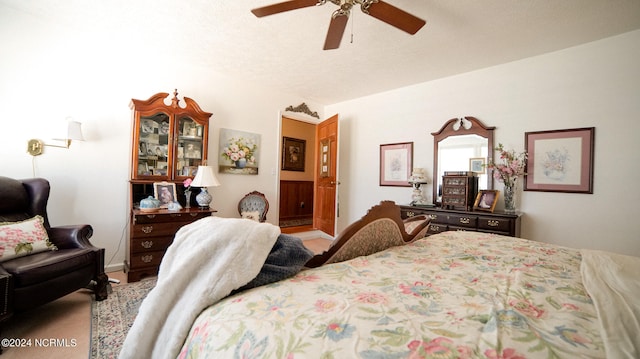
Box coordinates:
[319,139,330,178]
[380,142,413,187]
[474,190,499,212]
[282,137,306,171]
[182,166,198,176]
[469,157,486,174]
[154,181,177,208]
[184,141,202,159]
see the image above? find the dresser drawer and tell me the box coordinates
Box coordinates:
[478,217,513,233]
[442,196,467,207]
[444,214,477,228]
[134,211,209,224]
[131,222,183,238]
[129,250,166,268]
[399,205,521,238]
[426,223,448,234]
[130,236,173,254]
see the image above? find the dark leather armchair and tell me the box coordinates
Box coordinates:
[0,176,108,325]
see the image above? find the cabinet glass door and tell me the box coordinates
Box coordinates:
[137,113,170,177]
[176,116,204,178]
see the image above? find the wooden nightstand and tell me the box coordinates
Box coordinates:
[125,208,215,282]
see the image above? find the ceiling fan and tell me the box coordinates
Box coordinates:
[251,0,426,50]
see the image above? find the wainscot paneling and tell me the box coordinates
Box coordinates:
[279,180,314,221]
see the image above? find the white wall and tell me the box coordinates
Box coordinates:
[0,5,322,271]
[328,30,640,257]
[2,4,638,269]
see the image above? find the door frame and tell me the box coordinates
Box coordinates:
[276,111,338,238]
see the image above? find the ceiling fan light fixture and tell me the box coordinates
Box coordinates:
[251,0,425,50]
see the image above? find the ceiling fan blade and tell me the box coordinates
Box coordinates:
[323,13,349,50]
[251,0,320,17]
[365,0,426,35]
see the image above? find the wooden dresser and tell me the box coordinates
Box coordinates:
[400,205,521,237]
[126,208,214,282]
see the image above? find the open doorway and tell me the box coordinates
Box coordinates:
[279,117,316,232]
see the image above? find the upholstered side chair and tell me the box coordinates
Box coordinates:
[0,176,108,328]
[238,191,269,222]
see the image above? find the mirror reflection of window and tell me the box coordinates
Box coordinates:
[438,134,488,190]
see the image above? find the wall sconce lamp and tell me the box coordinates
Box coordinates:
[27,120,85,156]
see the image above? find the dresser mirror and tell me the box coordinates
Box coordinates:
[432,117,495,205]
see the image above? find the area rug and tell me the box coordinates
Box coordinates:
[90,278,157,359]
[279,218,313,228]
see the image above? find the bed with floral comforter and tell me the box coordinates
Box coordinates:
[178,230,639,358]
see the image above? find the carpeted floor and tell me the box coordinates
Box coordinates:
[90,278,156,359]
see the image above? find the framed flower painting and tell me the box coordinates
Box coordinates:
[524,127,595,193]
[379,142,413,186]
[219,128,261,175]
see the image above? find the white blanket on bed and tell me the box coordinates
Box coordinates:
[581,249,640,359]
[119,216,280,359]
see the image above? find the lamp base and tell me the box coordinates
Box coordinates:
[195,188,212,208]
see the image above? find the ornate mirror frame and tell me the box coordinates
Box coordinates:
[432,116,495,205]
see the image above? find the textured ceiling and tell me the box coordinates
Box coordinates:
[3,0,640,104]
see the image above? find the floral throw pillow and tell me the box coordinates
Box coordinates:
[241,211,261,222]
[0,215,57,262]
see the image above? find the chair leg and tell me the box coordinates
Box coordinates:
[94,273,109,301]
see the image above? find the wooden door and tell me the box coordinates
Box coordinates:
[314,114,338,236]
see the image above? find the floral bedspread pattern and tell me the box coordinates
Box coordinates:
[178,231,604,358]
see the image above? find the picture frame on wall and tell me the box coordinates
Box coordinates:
[281,137,306,171]
[319,139,330,178]
[219,128,260,175]
[524,127,595,193]
[473,189,499,212]
[379,142,413,187]
[469,157,486,174]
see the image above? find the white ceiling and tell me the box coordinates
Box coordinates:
[4,0,640,104]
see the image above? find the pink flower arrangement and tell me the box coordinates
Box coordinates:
[183,178,192,191]
[486,143,527,189]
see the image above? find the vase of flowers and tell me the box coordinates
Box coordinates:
[183,178,193,209]
[222,136,257,169]
[486,143,527,213]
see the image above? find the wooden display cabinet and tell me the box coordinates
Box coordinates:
[126,90,213,282]
[130,89,212,181]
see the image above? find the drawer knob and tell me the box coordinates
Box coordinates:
[141,240,154,249]
[429,214,437,220]
[141,254,153,263]
[190,213,198,217]
[430,225,440,231]
[488,220,500,227]
[141,225,153,234]
[459,217,470,224]
[146,214,156,219]
[407,211,415,217]
[170,213,182,218]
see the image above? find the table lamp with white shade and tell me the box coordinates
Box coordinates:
[190,166,221,208]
